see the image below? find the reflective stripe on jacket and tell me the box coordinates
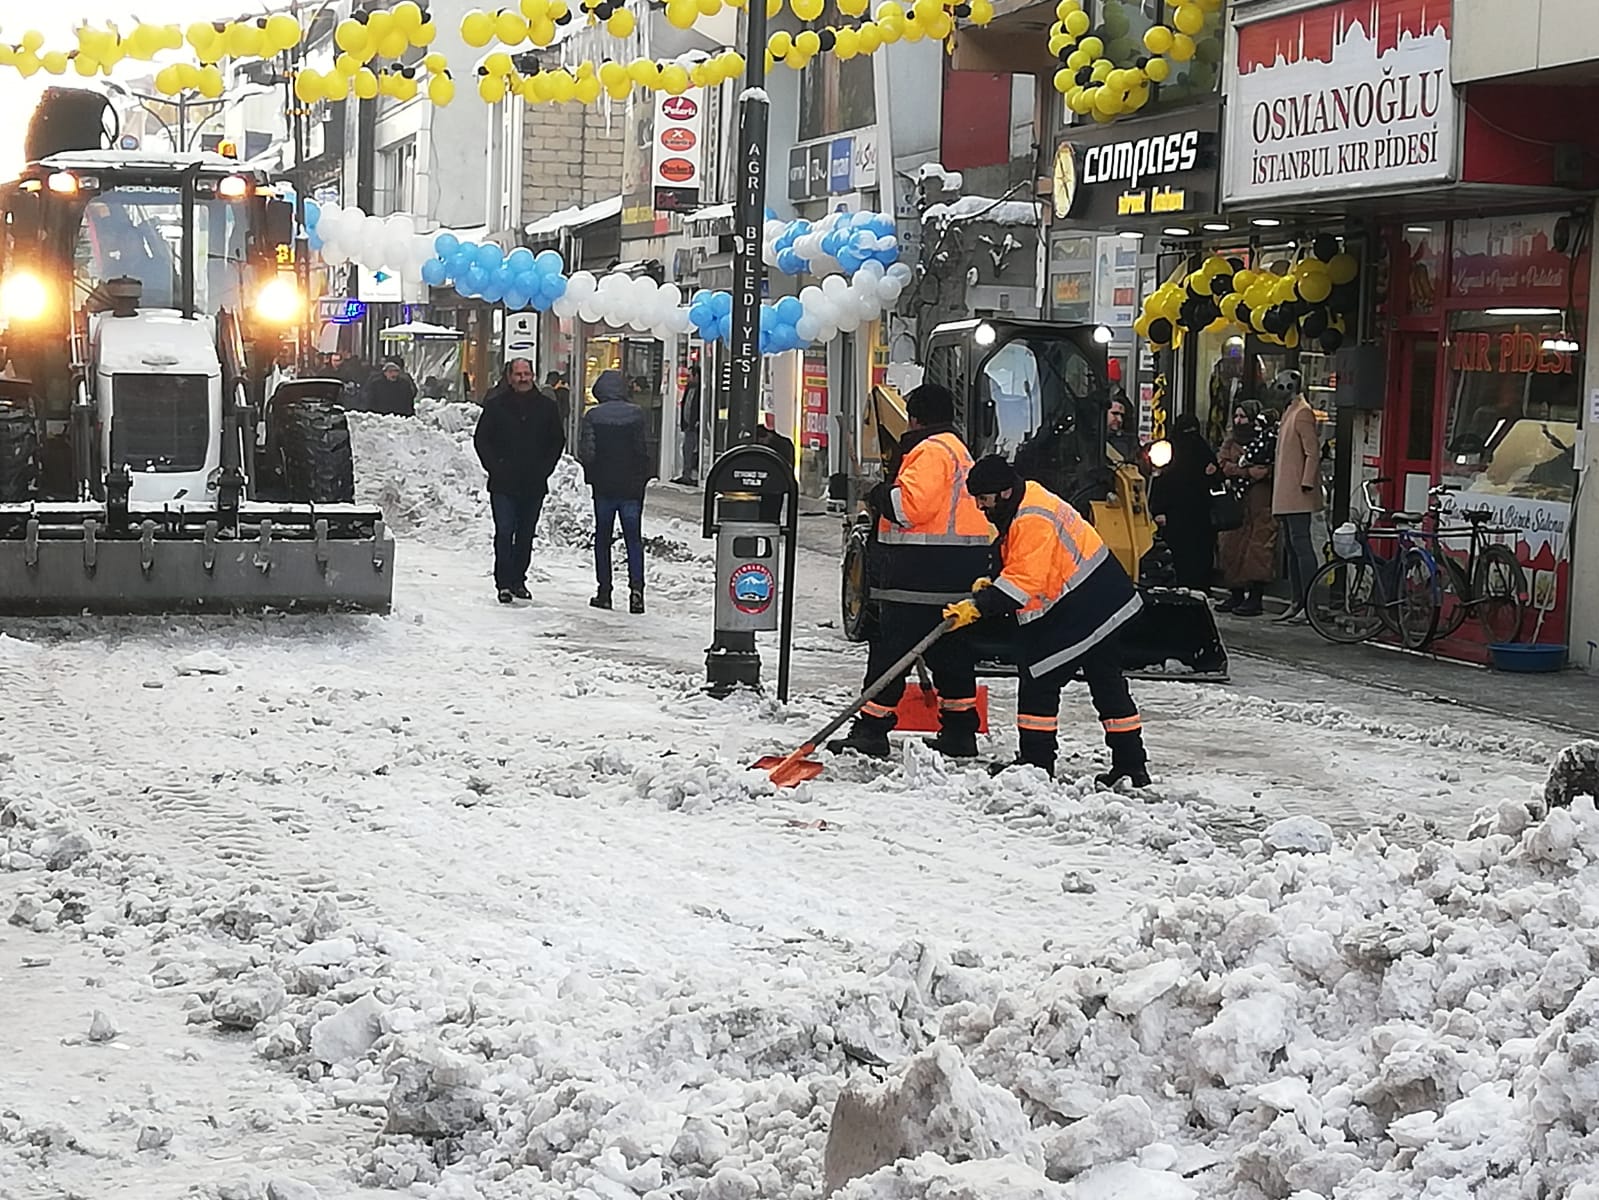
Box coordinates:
[993,481,1111,624]
[877,432,992,547]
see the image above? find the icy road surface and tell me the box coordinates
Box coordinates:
[0,405,1584,1200]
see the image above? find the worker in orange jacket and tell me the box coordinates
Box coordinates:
[944,454,1150,787]
[829,384,992,760]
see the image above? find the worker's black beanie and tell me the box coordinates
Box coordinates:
[966,454,1021,496]
[905,383,956,426]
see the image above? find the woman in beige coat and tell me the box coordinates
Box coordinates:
[1217,402,1278,615]
[1270,370,1323,616]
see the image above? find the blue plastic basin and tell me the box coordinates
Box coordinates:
[1489,643,1567,673]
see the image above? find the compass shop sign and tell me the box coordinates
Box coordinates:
[1054,104,1220,226]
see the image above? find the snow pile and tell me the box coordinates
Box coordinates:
[921,197,1041,228]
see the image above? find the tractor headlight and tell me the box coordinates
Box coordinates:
[973,321,997,347]
[0,271,49,322]
[1147,438,1173,469]
[254,276,303,324]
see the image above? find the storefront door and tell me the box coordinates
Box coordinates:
[1388,333,1440,514]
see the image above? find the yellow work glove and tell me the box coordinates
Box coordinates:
[943,599,981,629]
[971,577,993,592]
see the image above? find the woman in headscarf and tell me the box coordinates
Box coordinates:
[1149,413,1219,590]
[1216,401,1278,615]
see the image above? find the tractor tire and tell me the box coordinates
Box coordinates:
[841,523,879,643]
[279,399,355,504]
[0,402,40,503]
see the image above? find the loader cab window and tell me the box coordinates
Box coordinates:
[981,334,1097,456]
[73,187,247,314]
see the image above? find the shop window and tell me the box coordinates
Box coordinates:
[1441,312,1581,505]
[1401,224,1443,316]
[1061,0,1226,125]
[798,9,876,142]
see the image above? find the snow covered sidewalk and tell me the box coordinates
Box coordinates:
[1,403,1591,1200]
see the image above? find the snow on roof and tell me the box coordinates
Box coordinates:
[380,322,465,339]
[914,162,964,191]
[38,150,255,177]
[685,202,734,224]
[922,196,1041,227]
[523,194,622,237]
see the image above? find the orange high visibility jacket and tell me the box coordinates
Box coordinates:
[877,432,992,547]
[871,429,992,605]
[983,480,1142,675]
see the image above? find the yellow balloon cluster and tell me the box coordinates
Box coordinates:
[579,0,638,41]
[332,2,437,63]
[476,50,745,105]
[461,0,573,50]
[1136,240,1361,352]
[1049,0,1221,123]
[763,0,991,72]
[1,17,300,80]
[664,0,731,29]
[295,48,456,106]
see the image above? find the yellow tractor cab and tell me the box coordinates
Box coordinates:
[842,316,1228,681]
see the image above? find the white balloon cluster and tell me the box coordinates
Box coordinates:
[791,261,913,344]
[308,203,440,278]
[552,270,697,343]
[763,210,900,278]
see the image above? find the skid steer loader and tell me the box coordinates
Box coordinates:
[0,88,392,614]
[842,317,1228,681]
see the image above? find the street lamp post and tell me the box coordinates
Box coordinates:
[703,0,773,696]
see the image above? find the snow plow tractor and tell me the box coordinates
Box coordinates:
[842,317,1229,681]
[0,89,392,615]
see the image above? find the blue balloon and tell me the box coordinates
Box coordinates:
[434,232,460,258]
[690,289,710,308]
[448,248,475,278]
[307,230,324,252]
[480,279,505,303]
[541,273,567,300]
[507,247,535,274]
[303,199,321,229]
[711,291,733,317]
[475,243,504,271]
[775,295,803,324]
[776,249,804,275]
[420,258,448,287]
[534,249,564,276]
[503,289,529,311]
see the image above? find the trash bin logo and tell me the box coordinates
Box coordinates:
[729,563,775,615]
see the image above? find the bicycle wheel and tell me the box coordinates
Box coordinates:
[1435,556,1471,639]
[1306,557,1384,644]
[1395,547,1441,650]
[1473,544,1527,644]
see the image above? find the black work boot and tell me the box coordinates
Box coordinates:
[589,589,613,610]
[1217,588,1244,613]
[826,715,893,759]
[1096,764,1153,789]
[1234,584,1264,617]
[924,707,980,759]
[629,587,645,614]
[989,730,1056,777]
[1097,729,1150,789]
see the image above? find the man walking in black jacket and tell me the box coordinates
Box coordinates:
[578,369,653,613]
[473,358,565,603]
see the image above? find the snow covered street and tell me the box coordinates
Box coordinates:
[2,405,1594,1200]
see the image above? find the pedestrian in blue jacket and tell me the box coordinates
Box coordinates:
[578,369,654,613]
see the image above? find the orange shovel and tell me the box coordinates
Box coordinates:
[756,616,957,787]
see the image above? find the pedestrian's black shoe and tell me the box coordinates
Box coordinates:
[1233,599,1264,617]
[988,756,1055,778]
[1095,766,1152,789]
[629,588,645,614]
[589,590,612,610]
[510,585,532,600]
[924,729,979,759]
[825,723,892,759]
[1217,590,1243,613]
[497,589,515,604]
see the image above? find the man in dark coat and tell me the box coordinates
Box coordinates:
[473,357,565,603]
[360,358,418,417]
[578,369,654,613]
[673,362,701,485]
[545,370,572,431]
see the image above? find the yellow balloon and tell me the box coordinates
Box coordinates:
[1068,86,1094,115]
[154,64,182,94]
[1078,35,1103,58]
[74,53,102,77]
[13,52,41,78]
[394,75,419,101]
[794,0,825,18]
[486,51,514,75]
[547,70,575,101]
[413,19,438,46]
[461,10,495,46]
[354,67,380,98]
[660,63,690,92]
[599,60,626,85]
[522,0,549,18]
[320,71,350,101]
[1053,69,1073,94]
[185,23,213,51]
[835,28,860,58]
[1090,57,1113,82]
[1328,254,1359,286]
[530,18,558,44]
[1298,273,1333,304]
[1143,24,1173,54]
[874,1,905,22]
[1145,56,1170,82]
[375,29,407,58]
[393,1,425,32]
[1170,32,1196,61]
[496,11,528,42]
[225,22,262,58]
[969,0,994,23]
[879,17,903,42]
[175,63,200,89]
[925,12,952,39]
[795,30,821,55]
[698,0,721,14]
[607,9,636,36]
[575,74,602,103]
[335,18,366,52]
[479,75,507,103]
[424,51,449,72]
[605,80,631,101]
[40,51,67,74]
[294,69,322,102]
[769,31,793,55]
[265,13,302,52]
[198,64,225,98]
[1064,10,1090,35]
[839,0,869,14]
[629,58,660,86]
[1173,2,1204,35]
[666,0,697,27]
[768,0,782,17]
[723,51,746,74]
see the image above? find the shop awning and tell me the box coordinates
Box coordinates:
[684,202,734,225]
[524,195,622,238]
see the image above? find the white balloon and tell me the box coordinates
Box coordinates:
[887,262,913,285]
[881,280,905,304]
[836,307,862,333]
[320,246,348,266]
[856,259,886,282]
[821,273,848,300]
[578,303,602,325]
[799,285,824,311]
[795,314,822,341]
[552,295,580,318]
[598,272,628,294]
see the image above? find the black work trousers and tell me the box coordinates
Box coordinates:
[1014,636,1145,773]
[858,601,978,731]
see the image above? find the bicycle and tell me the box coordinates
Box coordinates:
[1307,480,1527,650]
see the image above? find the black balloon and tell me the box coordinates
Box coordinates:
[1328,280,1359,313]
[1148,317,1173,344]
[1264,308,1291,335]
[1228,256,1245,272]
[1210,274,1233,297]
[1313,233,1340,262]
[1235,302,1252,328]
[1059,49,1073,65]
[556,9,572,20]
[955,3,972,15]
[1319,328,1344,352]
[1076,66,1094,85]
[1300,308,1328,338]
[819,28,837,49]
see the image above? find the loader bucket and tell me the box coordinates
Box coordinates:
[1120,586,1230,682]
[0,502,395,615]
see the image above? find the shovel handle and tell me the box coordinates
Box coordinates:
[802,616,957,750]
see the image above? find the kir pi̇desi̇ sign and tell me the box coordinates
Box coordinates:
[1224,0,1456,204]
